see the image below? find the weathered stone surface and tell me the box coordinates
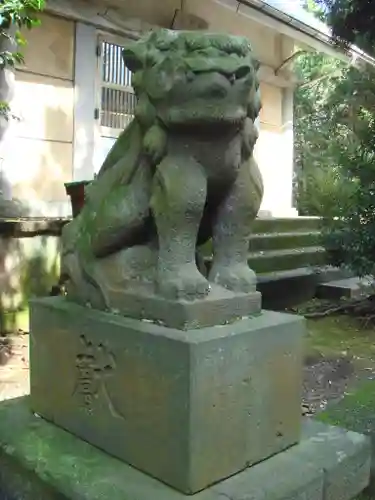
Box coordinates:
[100,284,261,330]
[0,396,220,500]
[0,397,369,500]
[61,29,264,320]
[211,444,324,500]
[317,379,375,496]
[29,297,304,494]
[316,277,373,301]
[299,420,371,500]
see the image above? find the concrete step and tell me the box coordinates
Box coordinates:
[200,231,322,257]
[248,246,326,274]
[316,277,374,300]
[257,266,353,310]
[204,246,326,276]
[249,231,321,252]
[254,216,321,234]
[256,266,351,284]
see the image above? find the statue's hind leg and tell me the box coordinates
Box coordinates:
[151,154,210,300]
[61,160,154,309]
[209,157,263,293]
[90,160,154,258]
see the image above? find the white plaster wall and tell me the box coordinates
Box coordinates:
[2,13,75,217]
[94,137,116,174]
[254,84,296,217]
[186,0,281,67]
[254,126,295,217]
[73,22,98,181]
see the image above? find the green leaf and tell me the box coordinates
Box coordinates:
[0,0,44,111]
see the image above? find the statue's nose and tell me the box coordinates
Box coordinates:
[202,80,229,98]
[196,72,230,98]
[210,82,228,98]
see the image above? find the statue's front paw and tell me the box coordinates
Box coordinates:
[209,263,256,293]
[157,264,210,300]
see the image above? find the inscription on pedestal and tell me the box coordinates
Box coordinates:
[73,334,123,418]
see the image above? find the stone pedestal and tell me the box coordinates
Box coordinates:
[30,297,304,495]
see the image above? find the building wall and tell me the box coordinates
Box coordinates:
[256,84,295,216]
[186,0,282,68]
[4,13,75,216]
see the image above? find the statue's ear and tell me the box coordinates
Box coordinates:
[122,42,144,72]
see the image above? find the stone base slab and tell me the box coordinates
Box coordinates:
[316,277,373,301]
[103,284,262,330]
[29,297,304,494]
[0,398,370,500]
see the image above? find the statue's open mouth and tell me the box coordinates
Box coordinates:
[160,69,252,128]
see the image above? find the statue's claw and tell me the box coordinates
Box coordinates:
[209,263,256,293]
[157,264,210,301]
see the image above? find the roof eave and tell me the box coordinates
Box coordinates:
[237,0,375,66]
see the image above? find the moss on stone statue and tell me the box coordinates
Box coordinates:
[0,396,166,500]
[61,28,264,310]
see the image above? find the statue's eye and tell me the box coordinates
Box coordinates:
[235,66,251,80]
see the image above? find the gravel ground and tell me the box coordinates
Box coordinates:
[302,354,375,415]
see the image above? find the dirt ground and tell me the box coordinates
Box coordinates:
[0,335,29,402]
[302,354,375,414]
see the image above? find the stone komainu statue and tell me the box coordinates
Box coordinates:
[61,29,263,310]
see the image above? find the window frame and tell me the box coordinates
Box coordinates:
[95,32,136,139]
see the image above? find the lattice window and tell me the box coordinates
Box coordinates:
[97,37,136,137]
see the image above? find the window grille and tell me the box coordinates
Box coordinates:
[98,38,136,136]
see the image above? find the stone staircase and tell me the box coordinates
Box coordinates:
[249,217,325,274]
[202,216,324,274]
[202,216,350,309]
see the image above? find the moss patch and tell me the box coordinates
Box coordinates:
[1,308,29,334]
[304,314,375,361]
[294,301,375,498]
[0,396,181,500]
[317,379,375,428]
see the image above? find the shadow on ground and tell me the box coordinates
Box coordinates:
[0,337,12,366]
